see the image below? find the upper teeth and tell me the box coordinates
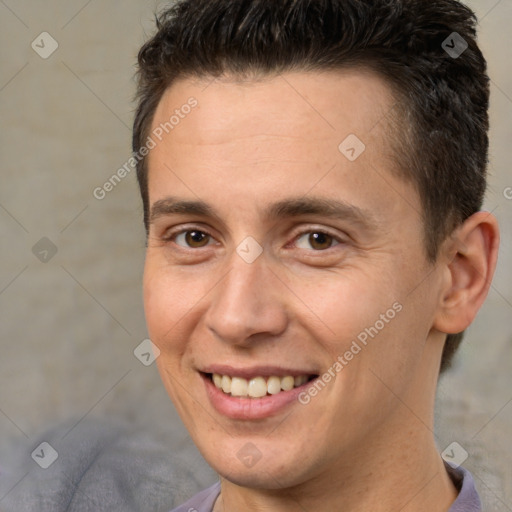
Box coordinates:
[212,374,309,398]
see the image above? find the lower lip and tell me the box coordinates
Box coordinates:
[202,374,314,420]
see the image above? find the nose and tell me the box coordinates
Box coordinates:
[204,250,288,347]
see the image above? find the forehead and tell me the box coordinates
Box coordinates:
[146,69,417,230]
[151,69,396,151]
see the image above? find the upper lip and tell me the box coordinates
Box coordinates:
[200,364,318,379]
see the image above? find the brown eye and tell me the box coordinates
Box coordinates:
[175,230,212,248]
[295,231,339,251]
[309,232,333,250]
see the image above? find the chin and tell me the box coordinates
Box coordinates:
[198,438,315,491]
[216,464,303,490]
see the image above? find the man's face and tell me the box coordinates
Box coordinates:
[143,70,445,488]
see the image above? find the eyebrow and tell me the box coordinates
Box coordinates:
[149,195,379,231]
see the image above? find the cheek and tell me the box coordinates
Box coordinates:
[143,258,219,357]
[143,262,191,348]
[143,268,168,343]
[294,262,433,397]
[292,269,401,345]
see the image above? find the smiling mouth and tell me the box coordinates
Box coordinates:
[206,372,318,398]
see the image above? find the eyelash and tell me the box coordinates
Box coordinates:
[162,225,343,251]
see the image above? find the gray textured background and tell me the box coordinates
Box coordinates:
[0,0,511,510]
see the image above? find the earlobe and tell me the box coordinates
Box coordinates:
[433,211,500,335]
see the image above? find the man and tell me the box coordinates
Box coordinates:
[132,0,500,510]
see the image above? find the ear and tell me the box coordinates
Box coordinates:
[433,211,500,334]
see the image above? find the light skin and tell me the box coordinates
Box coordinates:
[143,69,499,511]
